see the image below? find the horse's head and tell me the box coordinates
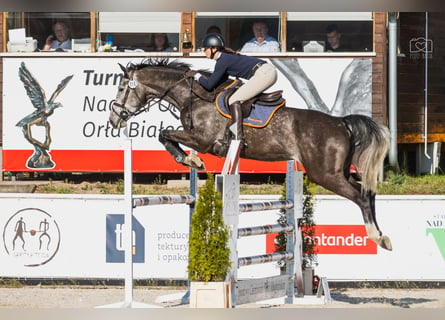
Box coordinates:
[109,63,147,129]
[110,59,197,129]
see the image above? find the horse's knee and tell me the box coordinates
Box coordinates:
[158,129,168,143]
[210,140,229,157]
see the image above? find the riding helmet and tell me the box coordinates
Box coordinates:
[201,33,225,50]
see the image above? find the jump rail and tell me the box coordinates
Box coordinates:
[133,195,195,207]
[237,223,294,237]
[239,200,294,213]
[238,252,295,267]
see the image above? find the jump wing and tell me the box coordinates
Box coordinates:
[18,62,47,110]
[48,74,74,103]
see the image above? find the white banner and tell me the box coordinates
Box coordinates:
[0,193,444,281]
[313,195,445,281]
[2,57,370,172]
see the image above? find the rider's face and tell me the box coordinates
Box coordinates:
[204,47,212,59]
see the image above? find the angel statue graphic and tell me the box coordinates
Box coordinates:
[16,62,73,169]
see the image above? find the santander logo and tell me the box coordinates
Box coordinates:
[309,225,377,254]
[266,225,377,255]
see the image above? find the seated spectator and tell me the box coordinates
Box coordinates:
[240,21,280,53]
[43,21,71,51]
[148,33,174,52]
[206,25,222,35]
[325,24,351,52]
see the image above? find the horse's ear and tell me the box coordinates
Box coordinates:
[118,63,130,79]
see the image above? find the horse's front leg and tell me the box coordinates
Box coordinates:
[159,129,207,170]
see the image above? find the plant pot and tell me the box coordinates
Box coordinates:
[303,267,314,295]
[189,281,231,308]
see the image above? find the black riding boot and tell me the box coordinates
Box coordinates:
[228,101,245,142]
[212,101,245,157]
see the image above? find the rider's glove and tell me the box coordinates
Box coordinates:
[194,73,202,82]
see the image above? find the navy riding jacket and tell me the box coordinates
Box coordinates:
[198,52,265,91]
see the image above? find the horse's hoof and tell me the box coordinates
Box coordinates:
[379,235,392,251]
[183,154,206,171]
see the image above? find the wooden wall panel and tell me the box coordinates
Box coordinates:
[397,12,445,143]
[371,12,388,125]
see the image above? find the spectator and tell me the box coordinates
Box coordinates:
[206,25,222,35]
[148,33,174,52]
[197,25,223,49]
[325,24,350,52]
[240,21,280,53]
[43,21,71,51]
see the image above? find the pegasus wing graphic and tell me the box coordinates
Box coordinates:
[270,58,371,117]
[330,59,372,117]
[269,58,330,113]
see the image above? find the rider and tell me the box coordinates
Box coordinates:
[189,33,277,153]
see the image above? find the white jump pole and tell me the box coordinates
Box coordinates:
[123,132,133,306]
[285,160,304,301]
[98,130,161,308]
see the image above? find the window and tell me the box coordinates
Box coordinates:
[97,12,181,52]
[286,12,373,52]
[6,12,91,51]
[195,12,281,52]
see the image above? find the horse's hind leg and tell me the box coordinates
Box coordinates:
[311,172,392,250]
[342,172,391,250]
[369,191,392,250]
[351,189,392,251]
[349,175,392,250]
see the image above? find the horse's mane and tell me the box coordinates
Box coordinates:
[126,58,211,77]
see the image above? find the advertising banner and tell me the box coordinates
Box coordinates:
[2,57,371,173]
[311,195,445,280]
[0,193,191,279]
[1,194,444,281]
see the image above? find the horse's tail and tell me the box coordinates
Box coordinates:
[343,114,390,194]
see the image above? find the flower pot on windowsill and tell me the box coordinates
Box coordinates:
[189,281,231,308]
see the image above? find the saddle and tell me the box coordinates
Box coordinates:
[215,80,286,128]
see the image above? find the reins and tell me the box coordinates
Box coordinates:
[188,77,194,129]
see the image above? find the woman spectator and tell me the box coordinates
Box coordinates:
[148,33,174,52]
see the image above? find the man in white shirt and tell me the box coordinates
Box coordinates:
[43,22,72,51]
[240,21,280,53]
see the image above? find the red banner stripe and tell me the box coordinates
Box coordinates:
[2,149,290,173]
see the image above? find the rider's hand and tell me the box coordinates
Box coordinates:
[194,73,202,82]
[184,70,197,78]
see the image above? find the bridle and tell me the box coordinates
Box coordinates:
[111,70,148,128]
[111,68,193,129]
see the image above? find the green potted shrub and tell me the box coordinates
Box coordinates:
[188,173,231,308]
